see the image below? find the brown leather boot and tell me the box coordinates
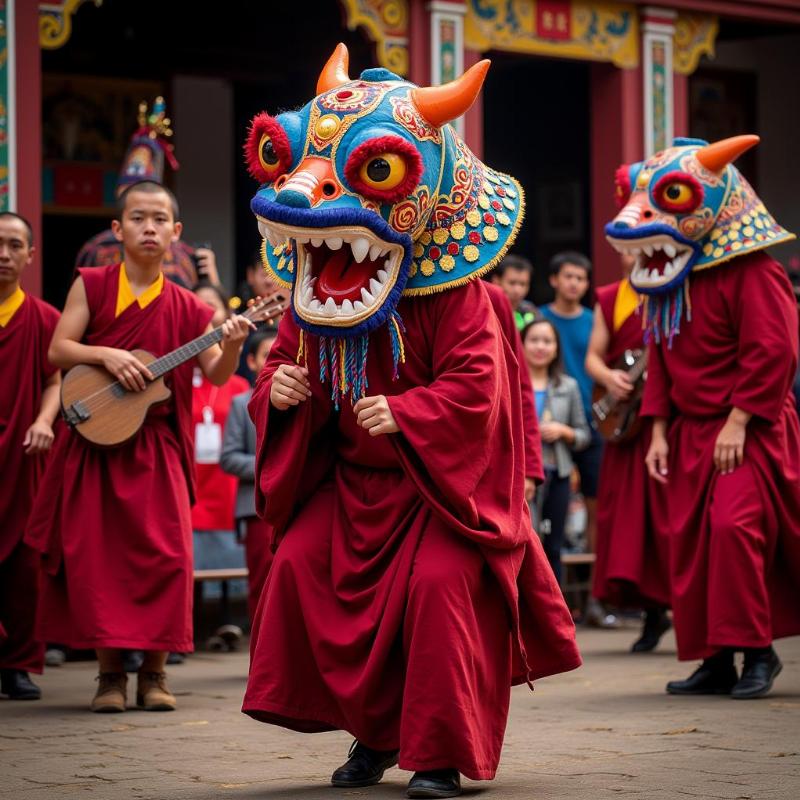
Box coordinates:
[136,671,176,711]
[90,672,128,713]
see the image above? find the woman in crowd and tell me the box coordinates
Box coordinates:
[522,312,591,583]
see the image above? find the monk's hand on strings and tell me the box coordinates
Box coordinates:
[102,347,155,392]
[23,419,55,455]
[605,369,634,401]
[714,409,750,475]
[354,395,399,437]
[270,364,312,410]
[221,314,256,350]
[645,427,670,484]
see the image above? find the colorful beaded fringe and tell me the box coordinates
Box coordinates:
[642,278,692,348]
[297,311,406,409]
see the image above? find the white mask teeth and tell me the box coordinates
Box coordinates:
[341,299,354,315]
[311,237,323,248]
[376,269,388,283]
[326,237,343,250]
[360,287,375,306]
[353,300,367,312]
[351,238,370,263]
[368,243,383,262]
[369,278,382,296]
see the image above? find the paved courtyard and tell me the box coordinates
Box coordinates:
[2,627,798,799]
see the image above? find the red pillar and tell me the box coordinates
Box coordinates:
[590,62,643,287]
[408,0,430,87]
[462,48,483,159]
[673,72,689,139]
[16,0,42,297]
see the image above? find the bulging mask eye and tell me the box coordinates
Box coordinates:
[653,171,703,214]
[345,135,423,204]
[245,112,292,184]
[259,135,280,169]
[359,154,407,191]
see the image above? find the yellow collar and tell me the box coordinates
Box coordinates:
[612,278,640,332]
[0,286,25,327]
[115,263,164,317]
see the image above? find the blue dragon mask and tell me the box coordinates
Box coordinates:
[605,135,794,345]
[245,44,523,403]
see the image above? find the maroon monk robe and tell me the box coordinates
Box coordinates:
[484,281,545,484]
[641,252,800,661]
[0,294,59,674]
[243,280,580,781]
[592,281,670,608]
[26,264,213,652]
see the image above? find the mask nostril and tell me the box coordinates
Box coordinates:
[643,210,654,219]
[321,181,337,198]
[275,175,287,190]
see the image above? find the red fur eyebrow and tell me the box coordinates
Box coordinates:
[652,170,704,213]
[344,135,423,204]
[244,113,292,183]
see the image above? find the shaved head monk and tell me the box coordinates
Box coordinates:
[0,213,61,701]
[26,181,253,712]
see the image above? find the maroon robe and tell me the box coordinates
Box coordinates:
[485,281,545,484]
[0,294,59,673]
[641,252,800,660]
[592,281,670,608]
[243,280,580,780]
[26,264,213,652]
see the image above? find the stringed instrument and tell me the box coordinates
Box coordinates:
[591,348,648,443]
[61,290,287,448]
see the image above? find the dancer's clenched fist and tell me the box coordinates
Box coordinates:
[270,364,312,410]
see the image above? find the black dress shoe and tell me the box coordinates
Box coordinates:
[732,647,782,699]
[330,740,399,788]
[631,608,672,653]
[407,769,461,798]
[0,670,42,700]
[666,652,738,695]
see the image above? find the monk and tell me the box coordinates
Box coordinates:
[26,180,252,713]
[585,255,670,652]
[643,251,800,697]
[243,280,580,796]
[0,213,60,701]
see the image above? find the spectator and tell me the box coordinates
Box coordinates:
[235,249,283,384]
[491,253,537,330]
[540,252,616,627]
[220,328,278,621]
[521,314,590,584]
[192,282,251,625]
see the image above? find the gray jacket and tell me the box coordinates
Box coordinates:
[539,374,591,479]
[220,390,257,520]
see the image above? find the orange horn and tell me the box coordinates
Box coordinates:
[695,134,760,173]
[411,60,491,128]
[317,43,351,95]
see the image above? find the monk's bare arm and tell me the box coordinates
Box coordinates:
[23,370,61,455]
[585,304,633,401]
[196,316,254,386]
[48,277,154,391]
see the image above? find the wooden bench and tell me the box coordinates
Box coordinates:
[560,552,596,611]
[193,568,250,633]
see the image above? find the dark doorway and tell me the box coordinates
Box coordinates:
[483,52,591,305]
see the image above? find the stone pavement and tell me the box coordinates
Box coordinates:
[1,628,799,800]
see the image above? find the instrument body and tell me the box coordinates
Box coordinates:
[60,290,287,448]
[591,348,648,443]
[61,350,170,448]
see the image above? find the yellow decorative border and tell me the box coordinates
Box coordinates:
[40,0,103,50]
[673,13,718,76]
[340,0,409,76]
[465,1,639,70]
